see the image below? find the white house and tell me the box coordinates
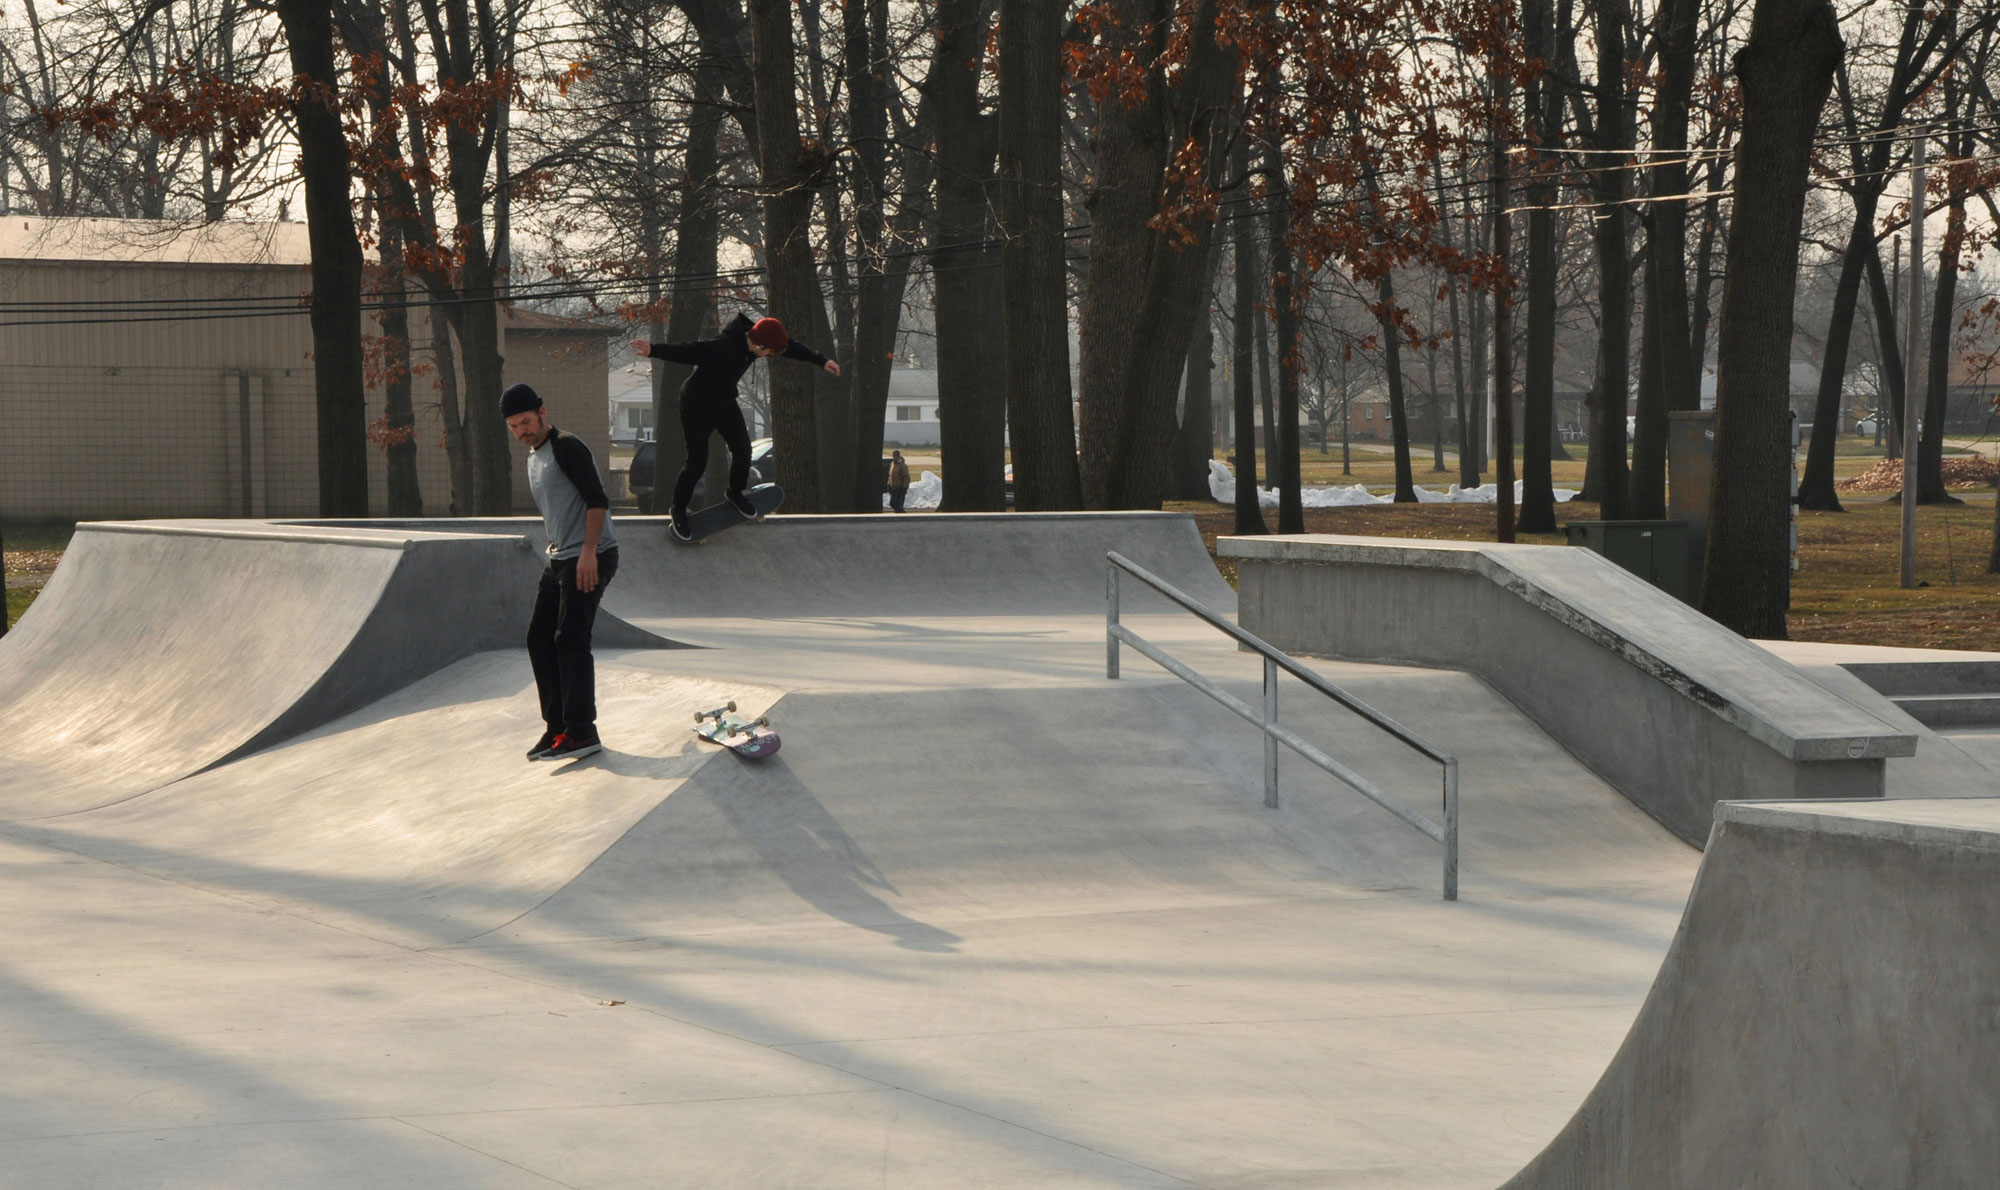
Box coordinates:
[884,368,941,446]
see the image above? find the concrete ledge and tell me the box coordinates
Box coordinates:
[1219,535,1914,844]
[1503,797,2000,1187]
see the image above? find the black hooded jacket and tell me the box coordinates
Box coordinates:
[647,312,829,409]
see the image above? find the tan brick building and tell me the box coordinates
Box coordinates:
[0,216,609,521]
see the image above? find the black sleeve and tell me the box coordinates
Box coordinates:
[782,339,829,368]
[551,433,610,510]
[648,338,720,367]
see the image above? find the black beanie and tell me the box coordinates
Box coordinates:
[498,382,543,417]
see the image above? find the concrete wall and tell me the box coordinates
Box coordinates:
[1220,536,1914,846]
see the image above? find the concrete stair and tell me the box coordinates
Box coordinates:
[1842,661,2000,730]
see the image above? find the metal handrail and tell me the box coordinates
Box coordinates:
[1106,551,1459,901]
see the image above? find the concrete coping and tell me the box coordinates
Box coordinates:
[1721,797,2000,852]
[1217,533,1917,763]
[83,519,537,551]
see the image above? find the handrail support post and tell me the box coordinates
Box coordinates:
[1106,565,1121,679]
[1443,758,1460,902]
[1263,656,1279,809]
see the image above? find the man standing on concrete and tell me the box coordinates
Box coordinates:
[502,382,618,762]
[887,450,911,512]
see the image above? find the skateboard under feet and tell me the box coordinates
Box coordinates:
[673,483,784,545]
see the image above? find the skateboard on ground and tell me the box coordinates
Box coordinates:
[674,483,784,544]
[694,701,781,759]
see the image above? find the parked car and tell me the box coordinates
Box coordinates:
[628,437,785,513]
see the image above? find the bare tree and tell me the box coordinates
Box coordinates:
[996,0,1080,509]
[1702,0,1842,638]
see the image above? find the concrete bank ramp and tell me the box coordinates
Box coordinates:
[8,653,777,944]
[0,521,673,817]
[306,511,1233,619]
[1503,797,2000,1188]
[607,510,1233,618]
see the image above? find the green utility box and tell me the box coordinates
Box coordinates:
[1563,520,1691,603]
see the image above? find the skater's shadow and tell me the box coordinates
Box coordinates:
[704,761,962,954]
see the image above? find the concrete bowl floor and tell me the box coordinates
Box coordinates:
[0,609,1702,1189]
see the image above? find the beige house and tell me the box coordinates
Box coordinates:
[0,216,609,521]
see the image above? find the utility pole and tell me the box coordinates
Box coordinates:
[1899,128,1925,588]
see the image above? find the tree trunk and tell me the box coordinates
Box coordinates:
[1232,180,1267,535]
[1493,117,1516,542]
[748,0,825,511]
[1101,6,1235,510]
[1864,241,1906,451]
[1267,147,1303,533]
[997,0,1081,509]
[379,229,423,516]
[1700,0,1841,638]
[1380,271,1419,502]
[1795,216,1878,512]
[1581,0,1635,516]
[1918,161,1966,504]
[276,0,368,517]
[931,0,1006,511]
[1171,285,1218,500]
[429,297,471,515]
[1688,151,1727,374]
[1436,171,1477,489]
[845,0,916,513]
[1077,0,1170,509]
[1468,254,1490,479]
[1255,266,1276,487]
[1628,0,1698,517]
[1516,0,1560,533]
[651,65,726,514]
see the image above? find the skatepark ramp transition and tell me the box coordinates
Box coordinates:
[304,511,1234,619]
[1502,797,2000,1189]
[0,520,673,817]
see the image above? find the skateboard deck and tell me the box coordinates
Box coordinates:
[694,701,781,760]
[676,483,784,544]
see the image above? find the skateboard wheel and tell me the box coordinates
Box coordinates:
[726,700,737,712]
[756,717,769,727]
[693,711,704,724]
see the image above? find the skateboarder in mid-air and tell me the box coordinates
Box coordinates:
[501,382,618,763]
[631,313,841,542]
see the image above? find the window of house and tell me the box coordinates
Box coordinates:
[896,406,922,421]
[629,407,653,429]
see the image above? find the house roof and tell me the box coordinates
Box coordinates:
[888,368,938,399]
[504,305,615,335]
[0,215,311,267]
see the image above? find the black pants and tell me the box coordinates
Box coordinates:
[673,397,752,513]
[527,549,618,740]
[889,484,909,512]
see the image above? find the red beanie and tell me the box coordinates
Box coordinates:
[747,317,789,351]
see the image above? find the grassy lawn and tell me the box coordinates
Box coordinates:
[1243,434,1978,491]
[2,523,75,631]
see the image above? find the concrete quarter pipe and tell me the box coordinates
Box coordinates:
[1503,798,2000,1189]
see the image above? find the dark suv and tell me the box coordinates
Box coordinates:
[628,437,777,513]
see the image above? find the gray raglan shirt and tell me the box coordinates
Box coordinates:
[526,427,618,560]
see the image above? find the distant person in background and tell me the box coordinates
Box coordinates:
[887,450,911,513]
[631,313,841,541]
[501,382,617,763]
